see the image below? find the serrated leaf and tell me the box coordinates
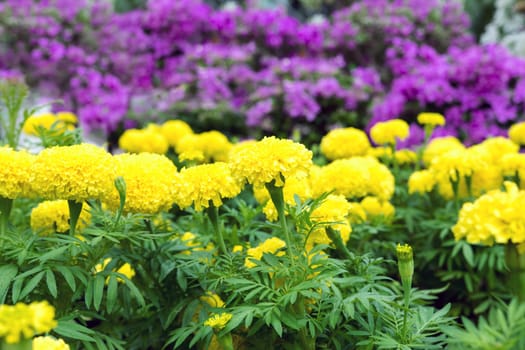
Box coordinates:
[0,264,18,303]
[46,269,58,298]
[20,270,45,299]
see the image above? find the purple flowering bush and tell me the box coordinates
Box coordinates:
[1,0,525,145]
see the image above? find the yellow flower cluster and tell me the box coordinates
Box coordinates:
[245,237,286,268]
[394,149,417,165]
[30,143,116,202]
[176,131,232,163]
[360,196,395,221]
[204,313,232,330]
[320,127,370,160]
[118,125,169,154]
[160,120,194,147]
[306,195,352,251]
[0,147,33,199]
[173,162,242,211]
[311,157,394,200]
[422,136,464,166]
[408,170,436,194]
[30,200,91,235]
[508,121,525,145]
[23,111,77,136]
[33,336,70,350]
[417,112,445,126]
[108,153,177,214]
[452,182,525,245]
[369,119,409,145]
[229,136,312,187]
[0,301,57,344]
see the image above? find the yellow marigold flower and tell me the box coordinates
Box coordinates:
[360,196,395,221]
[33,336,70,350]
[0,301,57,344]
[179,149,205,163]
[501,153,525,178]
[176,131,232,163]
[232,245,244,253]
[369,119,409,145]
[173,162,242,211]
[367,146,393,160]
[306,195,352,251]
[200,291,225,308]
[408,170,436,194]
[452,182,525,245]
[107,153,177,214]
[430,147,489,182]
[422,136,464,166]
[320,127,370,160]
[475,137,519,162]
[0,147,34,199]
[509,122,525,145]
[396,243,414,289]
[254,176,312,221]
[30,200,91,235]
[394,149,417,165]
[229,136,312,187]
[23,112,75,136]
[311,157,394,200]
[417,112,445,126]
[245,237,286,268]
[348,202,367,223]
[160,120,193,147]
[204,313,232,330]
[118,126,169,154]
[30,144,116,202]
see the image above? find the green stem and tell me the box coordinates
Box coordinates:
[0,196,13,236]
[67,200,83,236]
[326,227,353,260]
[505,243,525,302]
[207,203,228,255]
[265,178,294,265]
[401,283,411,342]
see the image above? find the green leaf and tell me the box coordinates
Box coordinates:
[0,264,18,303]
[270,317,283,337]
[106,275,118,314]
[462,243,474,267]
[93,274,106,311]
[46,269,58,298]
[56,266,76,292]
[20,270,45,299]
[54,319,95,342]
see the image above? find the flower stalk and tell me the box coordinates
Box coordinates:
[266,177,294,265]
[504,243,525,302]
[397,243,414,341]
[0,196,13,236]
[207,202,228,255]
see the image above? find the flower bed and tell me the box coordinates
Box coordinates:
[2,81,525,349]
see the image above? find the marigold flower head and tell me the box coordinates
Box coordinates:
[475,137,519,162]
[501,153,525,178]
[118,126,169,154]
[173,162,242,211]
[200,291,225,308]
[33,336,70,350]
[229,136,312,187]
[160,120,193,147]
[348,202,367,223]
[311,157,394,200]
[176,131,232,163]
[31,200,91,235]
[320,127,370,160]
[0,147,34,199]
[360,196,395,221]
[307,195,352,251]
[408,170,436,194]
[422,136,464,166]
[508,122,525,145]
[417,112,445,127]
[369,119,409,145]
[245,237,286,268]
[30,143,116,202]
[204,313,232,330]
[22,112,76,136]
[107,153,178,214]
[394,149,418,165]
[452,182,525,245]
[0,301,57,344]
[367,146,393,160]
